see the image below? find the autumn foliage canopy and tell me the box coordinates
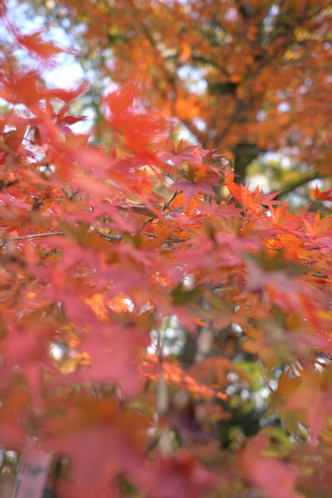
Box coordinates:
[0,1,332,497]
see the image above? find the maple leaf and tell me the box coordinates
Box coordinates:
[0,392,28,449]
[226,175,281,216]
[43,397,150,498]
[242,435,301,498]
[170,180,214,204]
[14,29,65,60]
[148,452,215,498]
[311,185,332,202]
[72,326,147,397]
[0,69,45,105]
[1,310,56,402]
[106,80,165,164]
[44,81,88,103]
[282,366,332,440]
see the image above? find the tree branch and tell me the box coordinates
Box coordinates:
[5,230,188,245]
[275,172,320,199]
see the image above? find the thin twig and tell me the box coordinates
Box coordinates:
[11,231,63,241]
[168,237,188,243]
[97,232,122,241]
[163,191,181,211]
[6,230,187,244]
[142,232,157,238]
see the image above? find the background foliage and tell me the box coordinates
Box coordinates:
[15,0,332,192]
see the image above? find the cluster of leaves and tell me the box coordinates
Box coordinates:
[0,9,332,498]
